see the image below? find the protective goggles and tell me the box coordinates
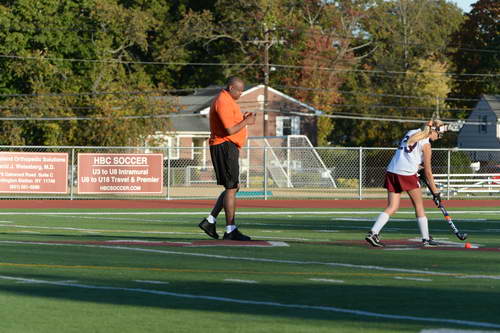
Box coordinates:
[430,125,448,138]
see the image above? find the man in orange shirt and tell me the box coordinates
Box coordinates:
[199,77,255,241]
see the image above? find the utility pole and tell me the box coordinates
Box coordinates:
[263,25,270,137]
[252,24,284,136]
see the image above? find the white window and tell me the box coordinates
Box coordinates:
[166,137,180,159]
[145,134,180,159]
[276,116,300,136]
[480,115,488,134]
[478,115,488,134]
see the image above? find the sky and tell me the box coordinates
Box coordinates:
[451,0,476,13]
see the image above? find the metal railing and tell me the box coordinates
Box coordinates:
[0,145,498,200]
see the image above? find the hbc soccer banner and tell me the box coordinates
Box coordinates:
[0,152,68,193]
[78,153,163,194]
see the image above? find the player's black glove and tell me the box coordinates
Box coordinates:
[432,192,442,207]
[418,172,425,182]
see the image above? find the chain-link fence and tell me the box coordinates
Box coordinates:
[0,144,498,200]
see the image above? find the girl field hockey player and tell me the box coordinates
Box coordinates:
[365,120,448,247]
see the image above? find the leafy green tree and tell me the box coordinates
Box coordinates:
[179,0,372,145]
[449,0,500,105]
[332,0,464,147]
[0,0,175,146]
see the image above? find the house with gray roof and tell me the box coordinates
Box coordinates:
[457,94,500,163]
[148,85,322,165]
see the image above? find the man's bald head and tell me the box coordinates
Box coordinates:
[226,76,244,100]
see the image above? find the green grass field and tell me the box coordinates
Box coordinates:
[0,207,499,332]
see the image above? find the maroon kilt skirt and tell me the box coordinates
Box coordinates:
[384,172,420,193]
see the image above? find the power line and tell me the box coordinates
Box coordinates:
[0,100,476,113]
[275,85,480,102]
[260,106,463,121]
[0,105,488,125]
[1,54,498,77]
[327,103,473,112]
[287,110,486,126]
[0,113,198,121]
[0,87,224,98]
[269,63,499,78]
[280,27,500,53]
[4,23,500,54]
[0,85,483,103]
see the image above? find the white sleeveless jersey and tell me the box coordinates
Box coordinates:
[387,129,430,176]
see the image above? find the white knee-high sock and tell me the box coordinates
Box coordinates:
[417,216,430,240]
[371,212,390,234]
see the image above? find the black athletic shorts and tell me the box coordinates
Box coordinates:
[210,141,240,189]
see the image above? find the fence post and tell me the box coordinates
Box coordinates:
[264,147,268,200]
[246,141,250,188]
[359,147,363,200]
[166,147,171,200]
[70,148,75,200]
[447,149,451,200]
[287,136,291,188]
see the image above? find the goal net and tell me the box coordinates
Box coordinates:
[245,135,336,188]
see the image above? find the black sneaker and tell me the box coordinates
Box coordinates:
[365,231,384,247]
[223,228,251,241]
[199,218,219,239]
[422,238,438,247]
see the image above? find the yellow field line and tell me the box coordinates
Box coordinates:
[0,262,463,278]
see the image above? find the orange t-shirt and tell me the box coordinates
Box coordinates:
[209,89,247,148]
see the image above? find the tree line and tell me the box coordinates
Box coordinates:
[0,0,498,147]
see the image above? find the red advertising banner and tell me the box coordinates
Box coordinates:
[78,153,163,194]
[0,152,68,193]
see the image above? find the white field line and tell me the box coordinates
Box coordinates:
[1,240,500,281]
[332,218,412,222]
[251,224,493,236]
[321,225,499,234]
[456,275,500,280]
[17,215,494,228]
[407,238,482,248]
[17,279,78,284]
[46,215,167,223]
[0,274,499,329]
[252,235,326,241]
[224,279,258,284]
[134,280,169,285]
[309,278,344,283]
[0,224,317,241]
[0,224,199,235]
[106,240,187,244]
[394,277,432,282]
[0,211,498,216]
[421,329,500,333]
[331,218,487,222]
[268,242,289,247]
[247,223,498,235]
[247,222,323,227]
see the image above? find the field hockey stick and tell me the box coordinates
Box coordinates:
[419,173,468,241]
